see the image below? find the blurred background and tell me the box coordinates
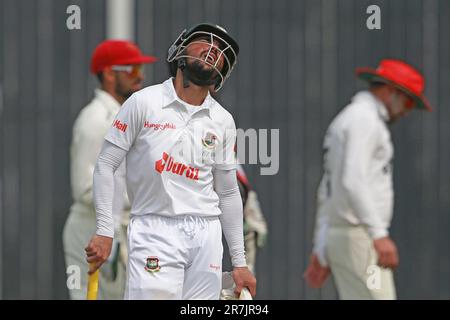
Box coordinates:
[0,0,449,299]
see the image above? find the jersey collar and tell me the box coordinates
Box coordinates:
[356,90,390,122]
[94,89,122,115]
[162,78,213,118]
[372,94,390,122]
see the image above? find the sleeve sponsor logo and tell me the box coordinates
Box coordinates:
[113,119,128,132]
[209,264,221,271]
[144,121,176,130]
[155,152,199,181]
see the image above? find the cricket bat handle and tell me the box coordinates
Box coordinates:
[87,263,99,300]
[239,287,253,300]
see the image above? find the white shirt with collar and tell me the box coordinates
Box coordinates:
[104,78,237,217]
[313,90,394,266]
[70,89,128,231]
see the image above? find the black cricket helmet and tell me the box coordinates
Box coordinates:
[167,23,239,91]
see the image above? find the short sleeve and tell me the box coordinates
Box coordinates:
[104,94,142,151]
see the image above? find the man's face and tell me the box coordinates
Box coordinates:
[386,88,415,123]
[114,64,145,100]
[185,35,225,72]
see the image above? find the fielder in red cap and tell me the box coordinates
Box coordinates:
[90,39,158,104]
[63,40,157,300]
[304,59,431,299]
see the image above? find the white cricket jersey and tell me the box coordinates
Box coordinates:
[313,91,394,265]
[104,78,237,217]
[70,89,128,232]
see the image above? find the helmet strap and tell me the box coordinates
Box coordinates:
[177,58,190,88]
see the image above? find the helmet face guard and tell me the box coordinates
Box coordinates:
[167,24,239,91]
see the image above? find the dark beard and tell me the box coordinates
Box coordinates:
[184,60,218,87]
[115,82,134,101]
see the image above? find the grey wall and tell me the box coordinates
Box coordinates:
[1,0,449,299]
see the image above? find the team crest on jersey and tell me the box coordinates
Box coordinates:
[145,256,161,273]
[202,132,217,149]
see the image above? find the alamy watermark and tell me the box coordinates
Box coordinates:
[366,265,381,290]
[66,5,81,30]
[66,265,81,290]
[236,129,279,176]
[366,5,381,30]
[164,125,279,176]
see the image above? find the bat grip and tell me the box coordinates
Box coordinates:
[87,263,99,300]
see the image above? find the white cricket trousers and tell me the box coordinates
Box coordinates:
[125,214,223,300]
[326,225,397,300]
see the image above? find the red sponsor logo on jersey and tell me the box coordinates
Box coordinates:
[144,121,176,130]
[155,152,199,181]
[113,119,128,132]
[209,264,221,271]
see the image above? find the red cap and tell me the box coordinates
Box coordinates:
[356,59,432,111]
[90,40,158,74]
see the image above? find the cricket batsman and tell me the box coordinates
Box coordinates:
[85,23,256,299]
